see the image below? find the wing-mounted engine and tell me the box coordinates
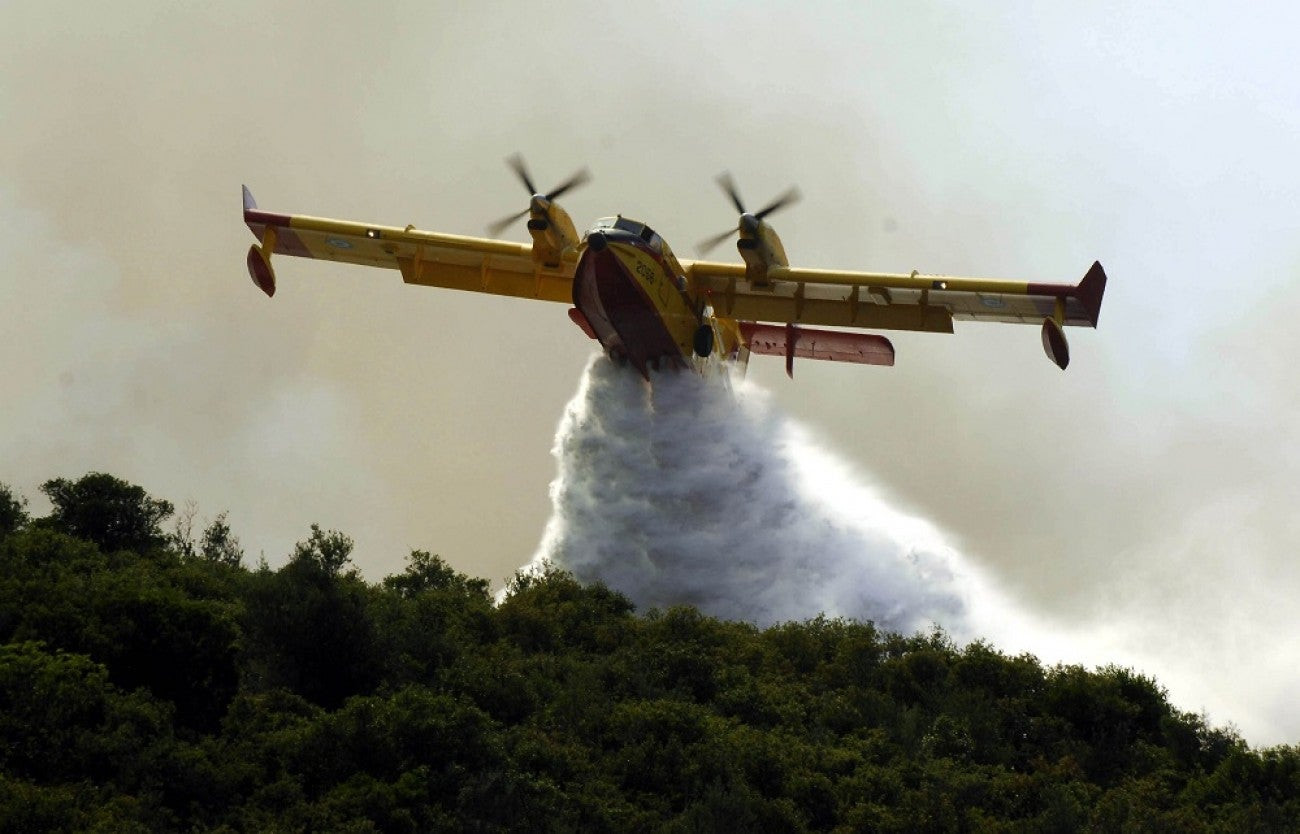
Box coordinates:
[697,173,800,286]
[488,154,589,269]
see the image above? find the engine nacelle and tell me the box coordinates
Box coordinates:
[527,199,580,269]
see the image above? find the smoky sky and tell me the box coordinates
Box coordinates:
[3,2,1299,744]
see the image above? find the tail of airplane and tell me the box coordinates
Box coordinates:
[242,186,277,297]
[1040,261,1108,369]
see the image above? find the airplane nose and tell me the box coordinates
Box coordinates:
[587,231,608,251]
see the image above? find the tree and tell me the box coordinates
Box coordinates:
[0,641,172,783]
[0,483,29,538]
[242,531,379,708]
[40,473,173,553]
[291,523,354,577]
[0,524,242,732]
[382,549,490,600]
[201,512,244,567]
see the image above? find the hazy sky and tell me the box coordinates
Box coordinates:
[4,2,1299,745]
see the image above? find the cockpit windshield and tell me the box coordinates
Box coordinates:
[589,216,663,253]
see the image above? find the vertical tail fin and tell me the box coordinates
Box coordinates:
[1076,261,1107,327]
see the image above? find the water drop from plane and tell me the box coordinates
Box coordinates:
[525,355,975,635]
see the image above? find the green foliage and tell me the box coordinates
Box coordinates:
[0,483,28,539]
[384,549,490,600]
[498,564,634,653]
[292,522,355,577]
[201,511,244,567]
[375,550,495,690]
[0,642,155,781]
[242,551,381,709]
[0,526,241,731]
[40,472,174,554]
[0,642,176,831]
[2,471,1297,830]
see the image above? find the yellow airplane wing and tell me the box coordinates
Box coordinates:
[683,258,1107,368]
[242,186,573,303]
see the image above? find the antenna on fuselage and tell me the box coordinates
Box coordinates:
[696,173,800,256]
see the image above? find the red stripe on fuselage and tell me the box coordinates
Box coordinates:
[573,237,686,378]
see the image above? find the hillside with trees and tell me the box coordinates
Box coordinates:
[1,473,1296,832]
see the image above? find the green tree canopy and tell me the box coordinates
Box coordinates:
[291,522,355,577]
[39,472,173,554]
[0,484,28,539]
[201,511,244,567]
[2,471,1297,830]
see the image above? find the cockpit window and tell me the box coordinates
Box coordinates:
[614,217,644,236]
[588,216,662,253]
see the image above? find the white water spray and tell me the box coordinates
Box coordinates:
[525,355,979,635]
[520,355,1300,746]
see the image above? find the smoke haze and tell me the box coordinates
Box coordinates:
[5,2,1300,747]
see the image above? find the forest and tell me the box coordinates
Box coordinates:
[1,473,1297,832]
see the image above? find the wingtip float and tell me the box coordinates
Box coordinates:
[241,163,1107,378]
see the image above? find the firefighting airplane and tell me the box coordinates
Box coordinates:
[242,158,1106,377]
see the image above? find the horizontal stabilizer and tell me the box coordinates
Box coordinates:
[740,322,894,377]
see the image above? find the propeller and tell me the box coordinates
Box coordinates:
[487,154,591,237]
[696,172,800,255]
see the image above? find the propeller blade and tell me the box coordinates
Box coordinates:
[696,227,738,256]
[546,168,591,201]
[702,173,801,255]
[754,186,801,220]
[487,207,532,238]
[716,172,746,214]
[506,153,538,195]
[494,156,589,236]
